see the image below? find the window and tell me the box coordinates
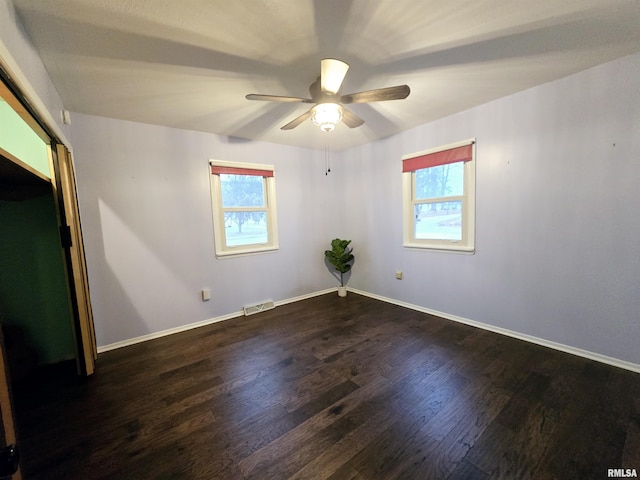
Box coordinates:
[402,139,476,252]
[210,160,278,257]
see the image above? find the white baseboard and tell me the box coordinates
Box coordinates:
[96,311,243,353]
[98,286,640,374]
[274,288,337,307]
[348,288,640,374]
[96,288,338,354]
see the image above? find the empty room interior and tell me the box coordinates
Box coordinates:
[1,1,639,479]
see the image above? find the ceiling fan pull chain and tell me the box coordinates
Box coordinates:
[325,136,331,175]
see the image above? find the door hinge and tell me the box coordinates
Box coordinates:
[60,225,73,248]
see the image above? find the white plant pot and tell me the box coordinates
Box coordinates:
[337,286,347,297]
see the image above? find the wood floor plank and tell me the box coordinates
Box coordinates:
[9,293,640,480]
[237,375,390,478]
[531,362,634,479]
[362,351,514,479]
[403,386,510,478]
[286,343,476,480]
[345,360,474,478]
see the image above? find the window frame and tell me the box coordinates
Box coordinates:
[209,159,278,257]
[402,139,476,253]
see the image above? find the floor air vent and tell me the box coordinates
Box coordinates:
[243,300,275,316]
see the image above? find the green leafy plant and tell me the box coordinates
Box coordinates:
[324,238,354,287]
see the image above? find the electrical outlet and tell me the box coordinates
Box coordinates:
[395,271,403,280]
[201,288,211,301]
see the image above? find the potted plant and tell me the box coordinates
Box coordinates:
[324,238,354,297]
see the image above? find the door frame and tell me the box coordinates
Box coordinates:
[0,65,96,376]
[0,331,22,480]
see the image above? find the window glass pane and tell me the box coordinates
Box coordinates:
[220,174,265,207]
[414,201,462,241]
[224,211,267,246]
[415,162,464,200]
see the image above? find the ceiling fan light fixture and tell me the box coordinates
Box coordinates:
[312,103,342,132]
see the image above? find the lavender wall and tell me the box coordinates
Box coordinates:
[343,53,640,366]
[69,115,346,346]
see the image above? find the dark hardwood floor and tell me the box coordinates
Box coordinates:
[11,293,640,479]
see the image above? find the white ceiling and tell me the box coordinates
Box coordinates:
[11,0,640,151]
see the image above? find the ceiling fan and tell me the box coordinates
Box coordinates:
[246,58,410,132]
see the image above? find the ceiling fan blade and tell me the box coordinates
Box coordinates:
[341,107,365,128]
[341,85,410,104]
[321,58,349,95]
[246,94,311,103]
[281,109,313,130]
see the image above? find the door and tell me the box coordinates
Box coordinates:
[52,144,97,376]
[0,331,21,479]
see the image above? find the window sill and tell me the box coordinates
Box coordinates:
[403,242,475,254]
[215,245,279,259]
